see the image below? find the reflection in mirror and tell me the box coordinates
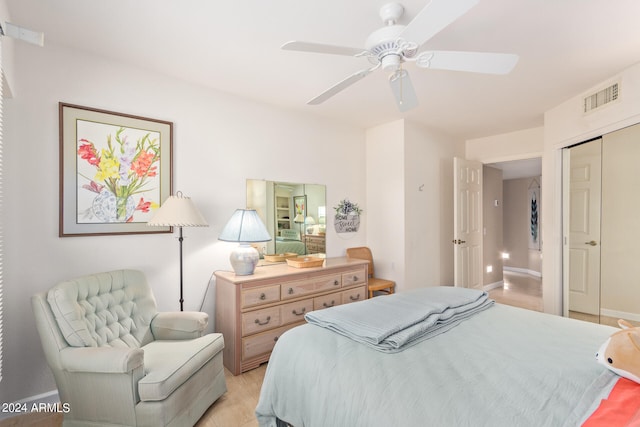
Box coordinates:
[246,180,326,259]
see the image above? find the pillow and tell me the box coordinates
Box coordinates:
[280,229,300,240]
[596,319,640,384]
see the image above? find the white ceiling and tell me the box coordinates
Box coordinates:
[5,0,640,140]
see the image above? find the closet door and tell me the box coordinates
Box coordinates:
[567,139,602,316]
[600,124,640,323]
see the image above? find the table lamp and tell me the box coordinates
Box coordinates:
[219,209,271,275]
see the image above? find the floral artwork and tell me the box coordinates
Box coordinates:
[294,196,306,217]
[60,103,172,236]
[76,122,161,223]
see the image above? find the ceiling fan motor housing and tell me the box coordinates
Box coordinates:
[365,24,405,71]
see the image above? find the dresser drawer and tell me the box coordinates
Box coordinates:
[281,274,342,299]
[342,286,366,305]
[242,323,300,361]
[313,293,340,310]
[241,285,280,308]
[342,269,367,287]
[280,298,313,325]
[241,306,281,337]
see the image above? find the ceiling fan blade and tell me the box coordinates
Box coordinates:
[416,51,519,75]
[389,70,419,112]
[307,66,377,105]
[1,22,44,46]
[399,0,479,47]
[282,41,368,57]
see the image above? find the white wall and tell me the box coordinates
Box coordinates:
[1,40,367,404]
[365,120,458,291]
[404,121,457,288]
[365,120,405,288]
[466,127,544,163]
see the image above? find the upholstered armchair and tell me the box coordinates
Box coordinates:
[31,269,226,427]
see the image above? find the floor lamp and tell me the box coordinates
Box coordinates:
[148,191,208,311]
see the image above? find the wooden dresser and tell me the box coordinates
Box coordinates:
[215,257,369,375]
[304,234,326,253]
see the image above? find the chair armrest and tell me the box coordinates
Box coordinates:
[151,311,208,340]
[60,346,144,373]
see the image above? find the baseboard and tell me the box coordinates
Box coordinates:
[600,308,640,323]
[483,281,504,292]
[503,266,542,278]
[0,389,60,421]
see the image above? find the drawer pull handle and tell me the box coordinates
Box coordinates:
[352,275,358,281]
[333,280,339,286]
[254,316,271,326]
[292,308,306,316]
[288,288,294,295]
[323,300,335,308]
[259,293,266,300]
[350,294,361,301]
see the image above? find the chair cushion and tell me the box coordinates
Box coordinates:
[47,270,157,347]
[137,333,225,401]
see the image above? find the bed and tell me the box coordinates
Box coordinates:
[275,229,305,255]
[255,286,624,427]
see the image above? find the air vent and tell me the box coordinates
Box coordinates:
[584,83,619,113]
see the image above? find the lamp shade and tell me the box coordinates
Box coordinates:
[219,209,271,276]
[147,192,208,227]
[293,213,305,224]
[218,209,271,243]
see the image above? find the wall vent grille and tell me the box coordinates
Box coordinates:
[584,83,619,113]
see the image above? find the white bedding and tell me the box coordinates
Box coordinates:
[256,302,619,427]
[305,286,493,352]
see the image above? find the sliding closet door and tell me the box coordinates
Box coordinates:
[600,124,640,324]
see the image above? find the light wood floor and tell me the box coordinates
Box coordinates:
[4,272,541,427]
[0,365,267,427]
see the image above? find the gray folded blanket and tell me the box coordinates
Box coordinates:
[304,286,494,353]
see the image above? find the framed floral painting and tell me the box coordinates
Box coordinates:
[59,103,173,236]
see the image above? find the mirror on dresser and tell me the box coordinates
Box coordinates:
[246,179,327,257]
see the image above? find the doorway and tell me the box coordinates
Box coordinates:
[485,157,543,310]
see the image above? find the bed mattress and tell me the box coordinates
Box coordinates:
[256,302,619,427]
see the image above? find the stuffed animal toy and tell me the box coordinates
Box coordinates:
[596,319,640,384]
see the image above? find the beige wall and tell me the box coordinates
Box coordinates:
[482,165,503,285]
[503,177,542,275]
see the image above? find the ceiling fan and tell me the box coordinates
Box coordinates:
[282,0,518,112]
[0,22,44,46]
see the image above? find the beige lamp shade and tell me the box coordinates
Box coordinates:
[147,192,208,227]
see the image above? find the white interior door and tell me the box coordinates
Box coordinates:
[454,157,483,289]
[566,139,601,315]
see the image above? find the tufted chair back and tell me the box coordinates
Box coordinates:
[46,269,158,348]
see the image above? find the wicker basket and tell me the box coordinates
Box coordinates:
[264,253,298,262]
[286,256,325,268]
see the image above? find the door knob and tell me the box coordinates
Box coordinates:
[585,240,598,246]
[451,239,466,244]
